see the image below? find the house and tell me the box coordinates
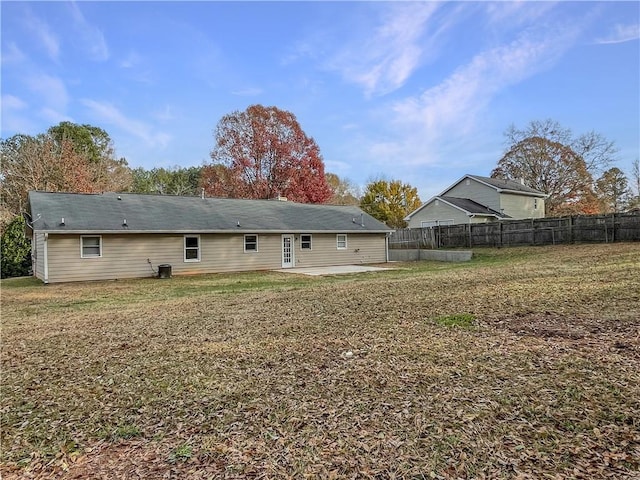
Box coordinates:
[27,191,393,283]
[404,175,547,228]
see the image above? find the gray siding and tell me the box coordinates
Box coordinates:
[407,201,471,228]
[42,232,387,283]
[500,193,545,219]
[445,179,500,211]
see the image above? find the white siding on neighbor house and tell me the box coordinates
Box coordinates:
[407,201,471,228]
[41,232,388,283]
[444,180,501,212]
[500,193,545,219]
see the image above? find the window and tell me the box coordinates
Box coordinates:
[184,235,200,262]
[244,234,258,252]
[534,198,538,210]
[336,234,347,250]
[300,234,312,250]
[81,236,102,258]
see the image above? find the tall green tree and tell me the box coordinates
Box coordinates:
[492,120,617,216]
[360,179,421,228]
[1,215,31,278]
[131,166,202,195]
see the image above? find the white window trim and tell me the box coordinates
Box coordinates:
[244,234,259,253]
[184,235,201,262]
[336,234,347,250]
[300,234,312,251]
[80,235,102,258]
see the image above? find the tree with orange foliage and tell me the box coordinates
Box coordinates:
[202,105,332,203]
[492,120,617,216]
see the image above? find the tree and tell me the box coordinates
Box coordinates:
[492,119,617,216]
[1,215,31,278]
[0,125,132,217]
[206,105,332,203]
[325,173,361,205]
[595,167,632,213]
[360,179,421,228]
[628,158,640,211]
[131,166,202,195]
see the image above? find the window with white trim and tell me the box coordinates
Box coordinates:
[300,234,312,250]
[184,235,200,262]
[336,234,347,250]
[244,234,258,252]
[81,235,102,258]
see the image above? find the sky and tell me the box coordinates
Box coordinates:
[2,1,639,200]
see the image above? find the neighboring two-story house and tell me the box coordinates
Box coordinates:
[404,175,547,228]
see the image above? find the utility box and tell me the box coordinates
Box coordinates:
[158,264,172,278]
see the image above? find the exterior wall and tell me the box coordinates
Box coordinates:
[33,232,45,281]
[444,180,500,211]
[499,193,545,219]
[407,201,471,228]
[294,233,386,267]
[41,232,388,283]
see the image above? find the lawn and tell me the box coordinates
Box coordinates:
[1,243,639,479]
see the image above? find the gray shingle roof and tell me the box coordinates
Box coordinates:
[27,191,392,234]
[440,196,510,218]
[467,175,547,196]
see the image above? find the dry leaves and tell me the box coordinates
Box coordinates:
[1,243,639,479]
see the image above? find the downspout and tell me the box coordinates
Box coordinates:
[385,233,389,263]
[43,233,49,284]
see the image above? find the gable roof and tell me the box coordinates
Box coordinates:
[404,196,509,221]
[450,175,548,197]
[439,196,510,218]
[27,191,392,234]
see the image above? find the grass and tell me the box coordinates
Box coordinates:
[1,243,639,479]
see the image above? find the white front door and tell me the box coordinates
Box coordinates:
[281,234,294,268]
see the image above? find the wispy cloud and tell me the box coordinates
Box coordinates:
[24,9,60,60]
[231,87,263,97]
[1,94,28,111]
[366,14,587,168]
[596,23,640,44]
[327,3,442,97]
[26,74,69,113]
[68,2,109,61]
[82,99,171,148]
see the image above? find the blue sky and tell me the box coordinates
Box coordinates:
[2,1,639,200]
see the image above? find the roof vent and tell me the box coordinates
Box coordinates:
[123,219,128,227]
[60,217,65,226]
[117,195,122,200]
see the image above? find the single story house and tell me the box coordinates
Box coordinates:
[405,174,548,228]
[27,191,393,283]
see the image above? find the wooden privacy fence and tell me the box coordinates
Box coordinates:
[389,212,640,249]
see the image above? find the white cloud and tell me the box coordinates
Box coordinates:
[1,94,28,111]
[328,3,441,97]
[26,74,69,112]
[68,2,109,61]
[24,9,60,60]
[366,18,586,168]
[82,99,171,148]
[231,87,263,97]
[596,23,640,44]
